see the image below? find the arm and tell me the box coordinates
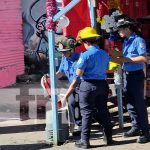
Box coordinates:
[61,80,80,107]
[56,57,66,79]
[56,71,65,79]
[63,80,80,100]
[129,54,147,63]
[110,56,131,64]
[76,68,84,76]
[61,68,83,106]
[110,38,147,64]
[64,61,84,99]
[109,49,125,64]
[111,54,147,64]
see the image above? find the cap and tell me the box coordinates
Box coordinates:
[56,35,81,52]
[115,15,136,29]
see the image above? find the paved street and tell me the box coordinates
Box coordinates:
[0,82,150,150]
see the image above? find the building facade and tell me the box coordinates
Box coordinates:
[0,0,24,87]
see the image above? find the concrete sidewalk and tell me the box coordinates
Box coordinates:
[0,112,150,150]
[0,81,150,150]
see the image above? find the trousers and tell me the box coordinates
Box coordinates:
[79,80,112,141]
[125,70,149,134]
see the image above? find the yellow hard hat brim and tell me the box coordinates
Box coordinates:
[79,34,101,39]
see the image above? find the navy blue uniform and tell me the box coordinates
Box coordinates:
[58,52,82,127]
[76,46,112,141]
[123,33,149,134]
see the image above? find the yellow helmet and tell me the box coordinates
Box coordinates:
[78,27,100,40]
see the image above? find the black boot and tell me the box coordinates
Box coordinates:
[137,132,150,143]
[123,128,140,137]
[103,132,114,145]
[75,139,90,149]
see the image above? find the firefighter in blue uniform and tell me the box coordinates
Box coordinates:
[110,15,150,143]
[62,27,113,149]
[56,35,82,135]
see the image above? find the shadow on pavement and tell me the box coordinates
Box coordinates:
[0,143,50,150]
[89,138,137,148]
[63,136,137,149]
[0,124,45,134]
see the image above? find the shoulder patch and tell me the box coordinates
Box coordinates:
[139,43,146,49]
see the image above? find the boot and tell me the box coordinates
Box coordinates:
[123,127,140,137]
[103,131,114,145]
[137,132,150,143]
[75,139,90,149]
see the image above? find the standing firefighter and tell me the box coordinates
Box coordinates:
[111,15,150,143]
[62,27,114,149]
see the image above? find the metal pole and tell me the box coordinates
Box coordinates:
[46,0,81,145]
[114,67,124,128]
[88,0,96,28]
[48,30,59,144]
[53,0,81,22]
[46,0,59,145]
[116,84,124,128]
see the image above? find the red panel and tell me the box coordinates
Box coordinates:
[129,0,135,18]
[96,0,109,17]
[62,0,91,53]
[142,24,150,39]
[120,0,148,19]
[135,0,148,18]
[142,0,148,16]
[120,0,134,17]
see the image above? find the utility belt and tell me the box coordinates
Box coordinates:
[124,69,143,75]
[82,79,106,84]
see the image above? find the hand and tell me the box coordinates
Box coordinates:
[61,96,68,108]
[109,49,123,58]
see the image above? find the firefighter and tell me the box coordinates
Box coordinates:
[61,27,113,148]
[110,15,150,143]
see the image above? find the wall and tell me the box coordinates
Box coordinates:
[120,0,148,19]
[21,0,63,74]
[0,0,24,87]
[96,0,148,18]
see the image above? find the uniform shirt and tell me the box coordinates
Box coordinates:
[122,33,147,71]
[76,46,110,80]
[58,52,80,83]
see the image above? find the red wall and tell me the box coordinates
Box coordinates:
[0,0,24,87]
[62,0,91,53]
[120,0,148,19]
[96,0,148,19]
